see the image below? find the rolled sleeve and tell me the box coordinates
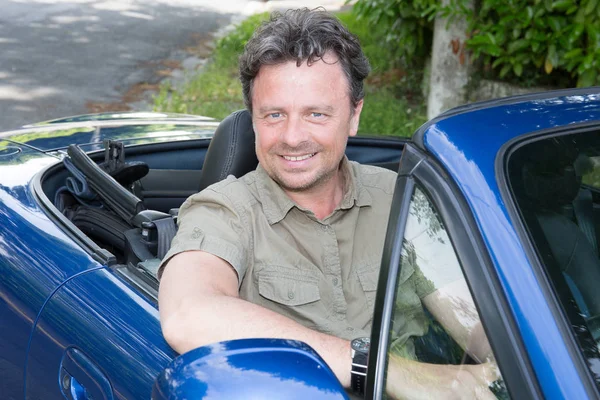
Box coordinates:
[158,180,251,284]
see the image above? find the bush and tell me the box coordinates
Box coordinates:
[351,0,600,87]
[351,0,437,69]
[467,0,600,87]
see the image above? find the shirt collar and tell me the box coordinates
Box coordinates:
[256,156,373,225]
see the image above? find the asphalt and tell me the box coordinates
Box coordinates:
[0,0,347,132]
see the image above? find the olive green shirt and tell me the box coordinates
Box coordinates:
[160,157,434,342]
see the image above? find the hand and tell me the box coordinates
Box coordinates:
[385,354,501,400]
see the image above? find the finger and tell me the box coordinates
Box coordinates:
[481,361,502,384]
[468,361,501,385]
[474,385,498,400]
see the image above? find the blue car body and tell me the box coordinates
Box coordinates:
[0,89,599,399]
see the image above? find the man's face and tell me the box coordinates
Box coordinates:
[251,53,363,193]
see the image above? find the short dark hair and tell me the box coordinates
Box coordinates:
[239,8,371,112]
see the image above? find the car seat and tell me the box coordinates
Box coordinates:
[520,141,600,339]
[197,109,258,191]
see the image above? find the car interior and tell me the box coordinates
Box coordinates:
[37,110,405,300]
[507,131,600,367]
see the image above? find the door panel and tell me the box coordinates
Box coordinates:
[26,267,176,400]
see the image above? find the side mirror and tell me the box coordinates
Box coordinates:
[152,338,348,399]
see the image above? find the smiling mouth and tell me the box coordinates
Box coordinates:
[282,153,315,161]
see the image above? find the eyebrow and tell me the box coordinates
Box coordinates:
[256,105,336,114]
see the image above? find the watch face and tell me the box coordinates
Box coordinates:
[351,337,370,353]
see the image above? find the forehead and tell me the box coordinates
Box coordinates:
[252,55,350,108]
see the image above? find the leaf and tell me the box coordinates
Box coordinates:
[483,44,503,57]
[513,27,522,39]
[500,63,512,77]
[577,69,598,87]
[514,63,524,76]
[492,57,505,68]
[547,45,559,68]
[569,24,585,44]
[508,39,530,54]
[545,58,554,74]
[587,24,600,47]
[544,0,554,11]
[564,48,583,59]
[548,16,563,32]
[525,29,534,40]
[527,6,534,20]
[585,0,599,15]
[552,0,572,10]
[575,6,586,23]
[583,53,595,69]
[532,41,540,52]
[534,7,546,19]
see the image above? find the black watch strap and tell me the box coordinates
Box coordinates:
[351,350,368,396]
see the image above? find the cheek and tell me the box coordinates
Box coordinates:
[254,128,276,155]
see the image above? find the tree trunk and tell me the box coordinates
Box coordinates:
[427,1,473,119]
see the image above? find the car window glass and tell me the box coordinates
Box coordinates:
[382,186,509,399]
[507,130,600,383]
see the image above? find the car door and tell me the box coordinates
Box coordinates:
[25,266,176,400]
[365,143,542,399]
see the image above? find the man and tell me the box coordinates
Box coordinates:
[158,8,498,399]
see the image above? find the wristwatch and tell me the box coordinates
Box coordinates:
[350,337,370,396]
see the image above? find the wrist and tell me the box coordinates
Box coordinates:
[350,337,370,396]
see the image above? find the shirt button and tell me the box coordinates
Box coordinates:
[321,225,328,231]
[347,327,354,332]
[288,290,295,300]
[332,277,339,286]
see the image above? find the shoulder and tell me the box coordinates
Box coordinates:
[350,161,397,196]
[180,171,260,212]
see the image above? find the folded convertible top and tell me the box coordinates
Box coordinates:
[67,144,144,223]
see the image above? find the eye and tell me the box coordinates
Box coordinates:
[268,112,281,119]
[311,112,324,118]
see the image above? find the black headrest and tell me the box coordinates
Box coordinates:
[521,138,581,209]
[198,110,258,192]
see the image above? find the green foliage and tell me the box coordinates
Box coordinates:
[466,0,600,86]
[359,87,427,137]
[351,0,438,68]
[154,11,426,136]
[351,0,600,87]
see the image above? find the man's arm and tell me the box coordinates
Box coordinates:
[383,279,500,399]
[422,279,493,363]
[158,250,352,387]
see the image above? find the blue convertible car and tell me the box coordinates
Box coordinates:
[1,88,600,399]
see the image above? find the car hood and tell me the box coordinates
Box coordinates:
[0,112,219,152]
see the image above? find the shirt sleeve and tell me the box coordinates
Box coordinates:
[158,178,252,285]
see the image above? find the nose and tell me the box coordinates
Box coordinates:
[280,114,309,148]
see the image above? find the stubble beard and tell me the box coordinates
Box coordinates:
[269,142,342,193]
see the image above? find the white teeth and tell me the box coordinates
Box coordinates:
[283,153,314,161]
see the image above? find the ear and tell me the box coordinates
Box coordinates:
[349,99,364,137]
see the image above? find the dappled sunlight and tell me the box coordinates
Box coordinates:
[0,0,231,130]
[0,85,62,101]
[121,11,154,20]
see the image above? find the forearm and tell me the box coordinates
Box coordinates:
[160,290,351,387]
[385,353,500,400]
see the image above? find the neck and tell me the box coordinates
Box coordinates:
[285,168,345,220]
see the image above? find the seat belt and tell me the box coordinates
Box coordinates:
[153,217,177,260]
[573,188,598,256]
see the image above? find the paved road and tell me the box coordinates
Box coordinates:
[0,0,251,131]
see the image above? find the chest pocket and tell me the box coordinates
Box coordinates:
[258,267,321,306]
[357,263,379,309]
